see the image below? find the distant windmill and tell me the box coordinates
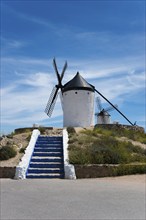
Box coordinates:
[95,97,118,124]
[45,58,134,127]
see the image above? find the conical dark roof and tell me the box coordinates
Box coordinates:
[63,72,95,92]
[98,111,110,116]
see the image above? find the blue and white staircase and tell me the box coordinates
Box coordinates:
[26,136,64,179]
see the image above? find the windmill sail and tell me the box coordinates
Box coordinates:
[96,97,102,112]
[45,86,59,117]
[45,58,67,117]
[60,61,67,80]
[104,104,118,112]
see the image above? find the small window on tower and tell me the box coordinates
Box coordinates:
[75,92,78,94]
[87,92,90,94]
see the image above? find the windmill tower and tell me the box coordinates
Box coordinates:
[62,72,95,127]
[95,97,118,124]
[45,59,134,127]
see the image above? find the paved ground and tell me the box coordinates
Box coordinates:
[0,175,146,220]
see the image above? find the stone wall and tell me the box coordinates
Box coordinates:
[14,127,53,134]
[74,164,146,178]
[0,167,16,178]
[74,165,115,178]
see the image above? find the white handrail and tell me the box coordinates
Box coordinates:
[15,129,40,179]
[63,128,76,179]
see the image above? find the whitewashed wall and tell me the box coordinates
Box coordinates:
[15,129,40,179]
[63,90,95,127]
[63,128,76,179]
[97,115,111,124]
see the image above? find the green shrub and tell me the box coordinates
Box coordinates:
[0,146,17,160]
[6,132,15,139]
[26,133,32,141]
[68,135,78,144]
[69,149,87,165]
[68,144,78,150]
[67,127,76,134]
[112,164,146,176]
[38,127,46,134]
[19,147,26,153]
[93,128,112,136]
[15,128,32,134]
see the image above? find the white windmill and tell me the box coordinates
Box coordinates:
[95,97,118,124]
[45,59,134,127]
[62,72,95,127]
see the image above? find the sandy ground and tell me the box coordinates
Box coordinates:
[0,153,23,167]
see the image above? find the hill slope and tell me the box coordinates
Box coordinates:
[67,127,146,165]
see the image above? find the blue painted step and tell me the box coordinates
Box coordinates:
[31,157,63,163]
[35,144,63,148]
[34,148,62,152]
[33,152,63,157]
[26,174,64,179]
[26,135,64,179]
[38,137,62,139]
[29,162,64,169]
[27,168,64,174]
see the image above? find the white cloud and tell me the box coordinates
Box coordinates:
[1,57,50,66]
[18,72,54,87]
[1,37,26,50]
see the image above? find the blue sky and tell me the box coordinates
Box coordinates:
[1,0,145,134]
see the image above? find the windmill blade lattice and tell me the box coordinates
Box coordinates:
[45,86,59,117]
[96,97,102,112]
[104,104,118,113]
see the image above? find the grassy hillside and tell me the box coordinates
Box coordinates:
[67,127,146,165]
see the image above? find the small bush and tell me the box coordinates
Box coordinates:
[67,127,76,134]
[6,132,15,139]
[15,128,32,134]
[68,135,78,144]
[26,133,32,141]
[38,127,46,134]
[0,146,17,160]
[19,147,26,153]
[112,164,146,176]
